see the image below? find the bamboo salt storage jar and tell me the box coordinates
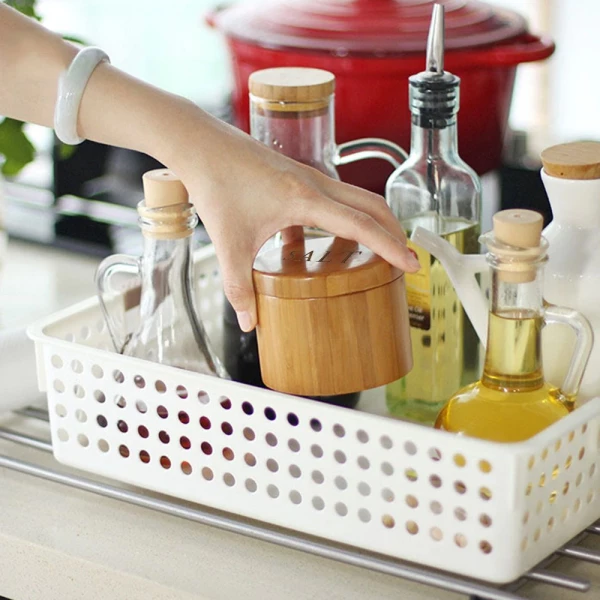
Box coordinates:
[252,236,413,397]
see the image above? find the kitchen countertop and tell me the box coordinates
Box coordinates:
[0,238,599,600]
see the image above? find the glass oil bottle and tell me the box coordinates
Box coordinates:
[96,169,227,378]
[385,4,481,425]
[435,209,593,442]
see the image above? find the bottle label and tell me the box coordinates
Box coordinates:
[405,240,431,330]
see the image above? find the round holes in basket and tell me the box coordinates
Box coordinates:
[430,501,443,515]
[430,527,443,542]
[480,514,492,528]
[119,444,130,458]
[405,494,418,508]
[221,422,233,436]
[180,436,191,450]
[201,441,213,455]
[429,474,442,488]
[98,439,109,453]
[202,467,214,481]
[160,456,172,470]
[358,482,371,497]
[198,391,210,405]
[310,418,322,432]
[266,433,278,447]
[335,502,348,517]
[288,438,300,452]
[358,508,371,523]
[115,395,127,409]
[454,481,467,494]
[479,460,492,474]
[113,369,125,384]
[453,454,466,468]
[55,404,67,417]
[134,375,145,389]
[71,359,83,374]
[404,441,417,456]
[333,424,345,438]
[53,379,65,393]
[479,541,493,554]
[139,450,150,464]
[91,364,103,379]
[335,476,347,490]
[51,355,63,369]
[313,496,325,511]
[244,452,256,467]
[154,380,167,394]
[135,400,147,414]
[404,468,418,482]
[178,411,190,425]
[454,534,468,548]
[357,456,370,470]
[157,405,168,419]
[267,484,279,499]
[243,427,255,441]
[97,414,107,428]
[382,488,395,503]
[289,490,302,505]
[181,461,193,475]
[380,435,393,450]
[289,464,302,479]
[334,450,346,464]
[267,459,279,473]
[74,384,85,399]
[311,444,323,458]
[287,412,299,426]
[264,406,276,421]
[242,402,254,416]
[223,448,235,461]
[200,416,211,430]
[220,397,232,410]
[311,469,323,484]
[428,448,442,462]
[382,462,394,476]
[479,486,492,501]
[158,430,170,444]
[454,507,467,521]
[404,519,417,534]
[117,419,128,433]
[138,425,149,439]
[245,478,257,492]
[175,385,188,399]
[356,429,369,444]
[77,434,89,447]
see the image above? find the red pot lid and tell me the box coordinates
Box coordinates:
[210,0,529,55]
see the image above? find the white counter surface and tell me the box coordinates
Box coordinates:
[1,238,599,600]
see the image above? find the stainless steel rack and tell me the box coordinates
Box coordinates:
[1,405,599,600]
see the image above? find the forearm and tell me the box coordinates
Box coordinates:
[0,3,201,168]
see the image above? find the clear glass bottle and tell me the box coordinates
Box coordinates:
[224,66,407,407]
[385,5,481,425]
[435,209,593,442]
[97,169,227,377]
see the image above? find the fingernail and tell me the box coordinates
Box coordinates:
[237,311,253,332]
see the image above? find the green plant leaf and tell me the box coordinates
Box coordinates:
[57,142,77,161]
[0,118,35,176]
[4,0,41,20]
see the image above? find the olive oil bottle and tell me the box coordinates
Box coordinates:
[435,210,593,442]
[386,5,481,424]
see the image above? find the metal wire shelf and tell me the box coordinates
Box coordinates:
[1,406,598,600]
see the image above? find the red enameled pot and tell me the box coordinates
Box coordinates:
[208,0,554,194]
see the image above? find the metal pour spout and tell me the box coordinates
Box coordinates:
[426,3,445,74]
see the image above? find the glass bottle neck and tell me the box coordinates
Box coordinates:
[250,99,338,178]
[409,118,459,161]
[481,263,545,392]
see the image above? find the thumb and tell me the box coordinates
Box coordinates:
[218,251,257,333]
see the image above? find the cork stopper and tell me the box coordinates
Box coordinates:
[249,68,335,112]
[541,141,600,180]
[142,169,189,208]
[138,169,196,239]
[491,209,544,283]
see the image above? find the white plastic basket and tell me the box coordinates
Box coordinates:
[28,245,600,584]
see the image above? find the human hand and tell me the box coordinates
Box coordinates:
[163,102,420,333]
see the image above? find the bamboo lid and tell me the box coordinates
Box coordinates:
[253,236,402,299]
[142,169,189,208]
[541,141,600,180]
[249,68,335,112]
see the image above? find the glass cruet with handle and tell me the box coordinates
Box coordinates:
[96,168,227,378]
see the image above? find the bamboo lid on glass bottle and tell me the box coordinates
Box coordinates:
[252,236,413,396]
[249,67,335,112]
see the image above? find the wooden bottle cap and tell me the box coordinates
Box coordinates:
[249,68,335,112]
[253,236,402,299]
[541,141,600,180]
[142,169,189,208]
[139,169,194,239]
[492,209,543,284]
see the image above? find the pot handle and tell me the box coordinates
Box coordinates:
[452,34,555,68]
[334,138,408,170]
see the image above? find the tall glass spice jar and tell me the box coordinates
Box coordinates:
[97,169,227,378]
[385,5,481,425]
[223,66,407,408]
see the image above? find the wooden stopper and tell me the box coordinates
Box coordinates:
[541,141,600,180]
[139,169,194,239]
[142,169,189,208]
[492,209,543,283]
[249,68,335,112]
[252,236,412,396]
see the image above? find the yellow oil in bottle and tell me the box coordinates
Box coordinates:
[435,310,571,442]
[386,216,480,425]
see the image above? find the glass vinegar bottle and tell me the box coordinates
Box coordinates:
[96,169,227,378]
[385,5,481,425]
[435,210,593,442]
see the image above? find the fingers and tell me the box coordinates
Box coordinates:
[299,196,421,273]
[214,241,258,332]
[318,175,407,243]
